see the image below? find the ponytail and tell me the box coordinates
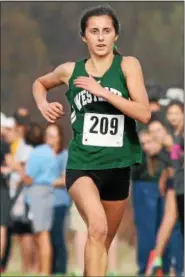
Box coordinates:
[113,44,121,55]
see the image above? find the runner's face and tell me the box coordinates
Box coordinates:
[82,15,118,57]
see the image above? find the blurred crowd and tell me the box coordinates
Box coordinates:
[0,84,184,276]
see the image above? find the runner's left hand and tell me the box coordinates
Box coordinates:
[74,76,106,98]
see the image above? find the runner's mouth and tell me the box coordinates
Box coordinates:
[97,44,106,48]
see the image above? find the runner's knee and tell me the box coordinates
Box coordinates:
[88,217,108,244]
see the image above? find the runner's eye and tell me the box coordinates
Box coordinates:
[91,29,99,34]
[104,28,111,33]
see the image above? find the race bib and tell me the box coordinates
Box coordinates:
[82,113,125,147]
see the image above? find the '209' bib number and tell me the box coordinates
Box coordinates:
[82,113,124,147]
[89,116,118,135]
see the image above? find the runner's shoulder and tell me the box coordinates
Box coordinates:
[54,62,75,84]
[121,56,142,75]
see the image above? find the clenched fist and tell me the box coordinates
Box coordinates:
[39,101,65,123]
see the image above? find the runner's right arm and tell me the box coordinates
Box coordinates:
[32,62,75,122]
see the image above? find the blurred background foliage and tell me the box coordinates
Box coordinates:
[1,1,184,145]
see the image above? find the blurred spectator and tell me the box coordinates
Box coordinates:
[25,122,44,147]
[13,108,31,139]
[24,123,70,275]
[148,115,168,144]
[0,137,11,272]
[13,107,30,125]
[166,88,184,103]
[132,130,170,275]
[159,88,184,107]
[4,118,35,273]
[166,101,184,235]
[0,113,13,272]
[133,119,184,276]
[166,100,184,136]
[147,100,184,276]
[1,113,8,140]
[1,115,16,142]
[145,82,164,113]
[145,116,184,276]
[46,124,71,275]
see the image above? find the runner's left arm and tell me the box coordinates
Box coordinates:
[103,56,151,124]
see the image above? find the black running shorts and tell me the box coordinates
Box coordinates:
[66,167,131,201]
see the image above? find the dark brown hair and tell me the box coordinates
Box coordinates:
[80,5,120,36]
[166,100,184,113]
[25,122,44,147]
[139,129,159,177]
[80,4,121,55]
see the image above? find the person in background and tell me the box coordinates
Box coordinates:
[6,120,44,274]
[46,124,71,275]
[132,130,170,275]
[165,88,184,104]
[0,115,11,272]
[166,100,184,137]
[146,82,164,114]
[0,115,13,272]
[23,121,44,273]
[145,141,180,277]
[25,122,44,147]
[158,87,184,121]
[147,116,167,140]
[149,102,184,234]
[4,116,35,274]
[166,101,184,237]
[19,123,70,275]
[13,108,30,135]
[145,112,184,276]
[1,113,10,141]
[14,107,30,120]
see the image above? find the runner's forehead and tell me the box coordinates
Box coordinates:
[86,15,114,29]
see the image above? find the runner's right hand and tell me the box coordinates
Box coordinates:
[39,101,65,123]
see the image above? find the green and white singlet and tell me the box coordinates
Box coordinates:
[65,54,142,170]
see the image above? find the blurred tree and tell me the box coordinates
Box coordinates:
[1,2,184,131]
[132,4,183,85]
[1,3,48,114]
